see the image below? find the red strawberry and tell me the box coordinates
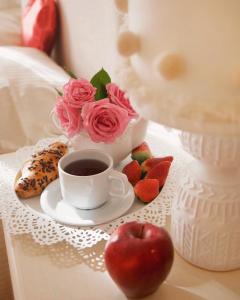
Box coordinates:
[134,179,160,203]
[131,142,153,164]
[141,156,174,175]
[122,160,142,186]
[146,161,172,188]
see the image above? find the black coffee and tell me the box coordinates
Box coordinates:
[64,159,108,176]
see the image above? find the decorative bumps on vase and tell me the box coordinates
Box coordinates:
[52,69,148,165]
[171,131,240,271]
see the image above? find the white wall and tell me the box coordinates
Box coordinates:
[56,0,120,81]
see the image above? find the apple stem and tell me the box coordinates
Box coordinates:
[137,224,145,239]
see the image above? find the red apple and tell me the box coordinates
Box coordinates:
[104,221,174,298]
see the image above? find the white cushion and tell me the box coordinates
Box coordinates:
[0,46,69,153]
[0,7,21,46]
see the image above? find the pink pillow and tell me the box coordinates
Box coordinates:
[22,0,57,55]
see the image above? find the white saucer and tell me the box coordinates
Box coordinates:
[40,179,135,227]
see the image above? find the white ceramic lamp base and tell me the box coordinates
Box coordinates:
[171,132,240,271]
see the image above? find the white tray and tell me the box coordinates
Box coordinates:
[0,124,189,249]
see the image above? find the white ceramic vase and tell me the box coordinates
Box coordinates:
[69,117,148,165]
[51,109,148,166]
[171,131,240,271]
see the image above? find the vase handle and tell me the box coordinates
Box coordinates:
[49,109,62,133]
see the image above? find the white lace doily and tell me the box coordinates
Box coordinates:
[0,125,190,250]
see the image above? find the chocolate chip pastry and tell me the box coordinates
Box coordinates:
[15,142,68,199]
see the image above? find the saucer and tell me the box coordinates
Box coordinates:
[40,179,135,226]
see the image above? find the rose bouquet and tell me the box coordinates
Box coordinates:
[53,69,147,164]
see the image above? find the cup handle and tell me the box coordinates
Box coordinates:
[108,169,129,198]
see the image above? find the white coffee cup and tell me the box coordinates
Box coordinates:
[58,149,129,209]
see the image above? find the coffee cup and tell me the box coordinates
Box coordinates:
[58,149,129,209]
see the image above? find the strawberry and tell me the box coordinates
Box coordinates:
[134,179,160,203]
[122,160,142,186]
[141,156,174,175]
[145,161,172,188]
[131,142,152,165]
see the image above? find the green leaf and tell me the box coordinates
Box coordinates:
[90,68,111,100]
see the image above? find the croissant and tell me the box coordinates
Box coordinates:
[15,142,68,199]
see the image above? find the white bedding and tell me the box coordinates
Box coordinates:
[0,47,69,153]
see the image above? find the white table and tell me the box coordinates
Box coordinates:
[1,124,240,300]
[3,219,240,300]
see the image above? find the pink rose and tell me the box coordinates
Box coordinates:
[82,98,130,143]
[55,97,82,137]
[106,83,138,118]
[63,79,96,108]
